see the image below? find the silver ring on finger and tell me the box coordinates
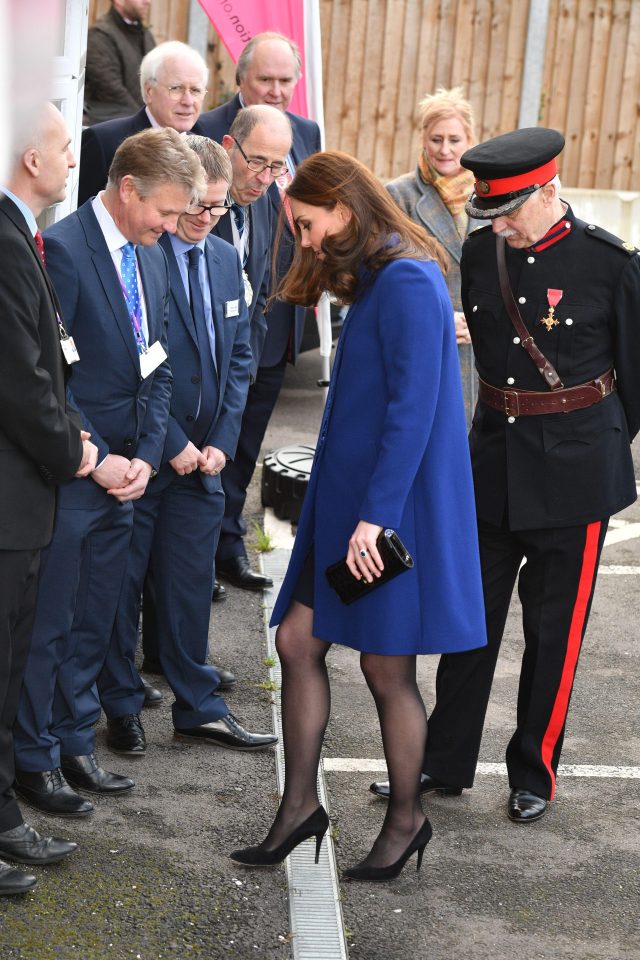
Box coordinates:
[359,548,368,558]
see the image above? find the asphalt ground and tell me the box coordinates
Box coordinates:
[1,348,639,960]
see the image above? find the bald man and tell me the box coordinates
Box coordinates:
[200,35,321,591]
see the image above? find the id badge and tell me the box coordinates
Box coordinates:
[61,336,80,365]
[139,340,168,379]
[225,298,240,318]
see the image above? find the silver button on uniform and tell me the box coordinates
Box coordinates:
[527,256,535,264]
[507,416,516,424]
[513,336,520,344]
[565,318,573,326]
[507,377,515,385]
[518,296,526,304]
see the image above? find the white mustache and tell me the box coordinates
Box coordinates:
[495,228,518,238]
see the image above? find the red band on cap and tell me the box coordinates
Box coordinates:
[475,158,558,197]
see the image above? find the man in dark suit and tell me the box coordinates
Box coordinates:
[199,38,320,591]
[369,128,640,823]
[100,136,277,754]
[0,103,98,895]
[79,40,208,205]
[139,105,287,680]
[13,128,205,818]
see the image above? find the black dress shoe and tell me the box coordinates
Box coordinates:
[142,678,163,707]
[0,823,77,864]
[15,769,93,818]
[507,788,547,823]
[211,580,227,603]
[175,712,277,751]
[106,714,147,756]
[369,772,463,800]
[141,657,163,676]
[0,859,37,895]
[213,664,236,690]
[61,753,135,793]
[216,556,273,591]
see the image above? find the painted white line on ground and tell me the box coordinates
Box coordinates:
[323,759,640,779]
[599,565,640,575]
[603,522,640,546]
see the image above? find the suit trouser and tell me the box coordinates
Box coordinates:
[13,499,133,771]
[216,358,287,562]
[424,516,608,800]
[100,473,228,729]
[0,549,39,830]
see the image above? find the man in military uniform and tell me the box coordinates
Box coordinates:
[370,127,640,822]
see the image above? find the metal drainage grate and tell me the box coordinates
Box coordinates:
[262,549,348,960]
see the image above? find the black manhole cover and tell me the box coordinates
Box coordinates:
[261,444,315,522]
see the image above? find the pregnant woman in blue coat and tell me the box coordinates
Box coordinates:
[230,151,486,882]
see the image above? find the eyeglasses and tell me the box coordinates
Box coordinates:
[232,138,287,176]
[187,194,233,216]
[159,83,207,101]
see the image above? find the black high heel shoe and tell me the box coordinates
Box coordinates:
[342,817,433,882]
[229,806,329,866]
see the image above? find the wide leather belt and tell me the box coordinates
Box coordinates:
[478,369,616,417]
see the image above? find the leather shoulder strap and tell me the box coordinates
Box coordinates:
[495,234,563,390]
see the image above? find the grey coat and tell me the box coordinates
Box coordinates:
[386,166,479,423]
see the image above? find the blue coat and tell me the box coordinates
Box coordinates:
[271,258,487,656]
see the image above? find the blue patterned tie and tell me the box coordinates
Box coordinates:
[120,241,144,352]
[188,247,217,445]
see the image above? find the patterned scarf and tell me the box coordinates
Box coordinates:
[418,152,475,238]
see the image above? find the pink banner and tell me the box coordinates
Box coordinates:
[197,0,309,117]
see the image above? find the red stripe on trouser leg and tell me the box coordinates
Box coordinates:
[540,521,601,800]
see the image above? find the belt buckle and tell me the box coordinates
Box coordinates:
[504,391,520,418]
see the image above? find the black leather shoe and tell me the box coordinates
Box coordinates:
[61,753,135,793]
[175,712,277,751]
[15,769,93,818]
[142,678,163,707]
[211,580,227,603]
[141,657,163,676]
[0,823,77,865]
[213,665,236,690]
[369,772,463,800]
[507,788,547,823]
[0,859,37,895]
[106,714,147,756]
[216,556,273,591]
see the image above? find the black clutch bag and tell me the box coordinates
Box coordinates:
[325,528,414,605]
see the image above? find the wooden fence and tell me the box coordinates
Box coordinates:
[88,0,640,189]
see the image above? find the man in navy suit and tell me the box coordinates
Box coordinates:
[79,40,209,205]
[139,104,289,678]
[101,136,277,754]
[199,45,319,591]
[13,128,205,818]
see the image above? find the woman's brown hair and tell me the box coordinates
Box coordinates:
[276,150,448,306]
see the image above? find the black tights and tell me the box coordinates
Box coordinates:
[261,602,427,867]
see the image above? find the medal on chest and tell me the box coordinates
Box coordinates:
[540,288,562,332]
